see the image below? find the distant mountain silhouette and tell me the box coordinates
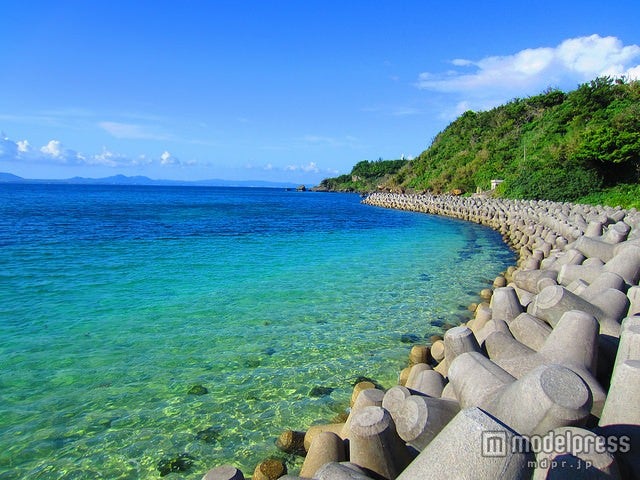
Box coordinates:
[0,172,302,188]
[0,172,24,182]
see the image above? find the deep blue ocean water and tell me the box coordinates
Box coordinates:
[0,184,515,479]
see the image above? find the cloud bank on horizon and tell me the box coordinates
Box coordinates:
[1,34,639,180]
[417,34,640,117]
[0,135,177,169]
[0,132,333,180]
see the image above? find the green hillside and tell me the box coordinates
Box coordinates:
[319,76,640,207]
[314,158,408,192]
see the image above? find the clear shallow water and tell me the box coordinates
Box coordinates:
[0,184,515,479]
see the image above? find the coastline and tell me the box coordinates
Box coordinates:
[206,192,640,480]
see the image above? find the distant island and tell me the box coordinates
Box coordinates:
[0,172,302,189]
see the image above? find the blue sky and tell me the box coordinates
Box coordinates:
[1,0,639,184]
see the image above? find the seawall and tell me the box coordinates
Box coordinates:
[204,192,640,480]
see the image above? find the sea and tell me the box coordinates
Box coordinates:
[0,184,515,479]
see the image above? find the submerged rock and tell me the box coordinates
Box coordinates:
[400,333,421,344]
[253,458,287,480]
[187,384,209,395]
[243,358,262,368]
[309,385,334,397]
[275,429,306,456]
[196,426,222,444]
[157,453,195,476]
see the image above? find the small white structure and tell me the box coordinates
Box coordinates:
[490,179,504,190]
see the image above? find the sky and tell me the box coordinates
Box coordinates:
[1,0,639,185]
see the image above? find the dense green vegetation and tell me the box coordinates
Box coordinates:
[318,77,640,207]
[575,183,640,210]
[315,158,408,192]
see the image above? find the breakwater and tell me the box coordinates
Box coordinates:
[205,192,640,480]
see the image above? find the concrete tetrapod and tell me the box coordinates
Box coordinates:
[406,369,445,398]
[581,271,626,302]
[628,286,640,316]
[598,317,640,479]
[449,353,593,435]
[404,363,431,390]
[513,269,558,294]
[589,288,630,334]
[382,386,416,423]
[484,310,605,416]
[434,325,482,376]
[508,312,552,351]
[351,381,376,406]
[447,351,516,410]
[475,318,512,346]
[532,427,621,479]
[485,310,599,375]
[341,388,385,438]
[396,407,534,480]
[484,330,536,363]
[303,423,345,452]
[469,303,493,334]
[489,364,593,436]
[313,462,373,480]
[348,406,412,480]
[542,248,585,273]
[201,466,245,480]
[528,285,622,337]
[299,431,346,478]
[557,264,604,286]
[538,310,599,374]
[574,235,617,262]
[603,244,640,285]
[490,286,524,323]
[393,395,460,451]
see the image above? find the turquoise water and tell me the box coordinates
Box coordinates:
[0,184,515,479]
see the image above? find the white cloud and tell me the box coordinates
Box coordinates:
[99,121,172,140]
[90,147,131,167]
[16,140,30,153]
[627,65,640,80]
[40,140,63,158]
[158,150,195,166]
[451,59,473,67]
[285,162,321,173]
[0,133,190,169]
[244,161,337,176]
[39,140,86,164]
[160,150,176,165]
[417,34,640,111]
